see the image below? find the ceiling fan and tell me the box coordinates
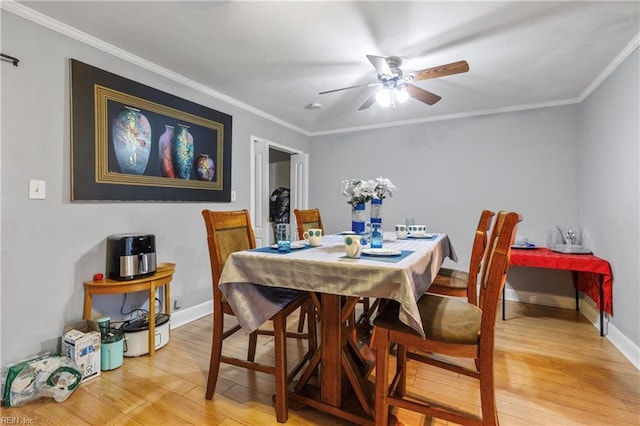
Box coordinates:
[319,55,469,110]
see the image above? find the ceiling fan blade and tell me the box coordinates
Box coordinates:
[319,83,367,95]
[366,55,392,76]
[407,84,441,105]
[358,91,378,111]
[412,60,469,82]
[319,82,380,95]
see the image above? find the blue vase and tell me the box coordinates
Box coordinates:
[351,203,366,234]
[371,198,383,225]
[172,124,194,179]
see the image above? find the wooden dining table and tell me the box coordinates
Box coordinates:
[218,232,457,424]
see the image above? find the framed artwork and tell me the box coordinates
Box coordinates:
[70,59,232,201]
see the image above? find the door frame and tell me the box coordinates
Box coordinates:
[250,135,307,245]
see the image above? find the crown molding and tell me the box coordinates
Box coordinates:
[579,32,640,102]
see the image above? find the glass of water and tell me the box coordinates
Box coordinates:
[276,223,291,252]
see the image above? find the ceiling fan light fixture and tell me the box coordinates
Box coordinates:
[376,89,391,107]
[395,85,409,104]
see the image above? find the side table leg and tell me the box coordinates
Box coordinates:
[149,284,156,356]
[83,290,92,320]
[165,282,171,316]
[571,271,579,311]
[599,276,604,336]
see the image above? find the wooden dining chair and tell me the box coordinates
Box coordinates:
[373,211,521,426]
[427,209,495,305]
[202,209,317,423]
[293,207,324,239]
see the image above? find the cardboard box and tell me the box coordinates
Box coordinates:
[61,320,101,382]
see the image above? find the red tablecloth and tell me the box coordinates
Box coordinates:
[509,247,613,315]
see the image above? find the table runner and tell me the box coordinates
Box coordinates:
[510,247,613,314]
[219,233,457,336]
[251,244,315,254]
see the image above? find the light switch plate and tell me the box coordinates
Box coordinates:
[29,180,46,199]
[231,190,237,201]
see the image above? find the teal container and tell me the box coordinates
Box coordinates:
[100,328,124,371]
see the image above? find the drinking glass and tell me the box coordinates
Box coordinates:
[405,217,415,228]
[276,223,291,252]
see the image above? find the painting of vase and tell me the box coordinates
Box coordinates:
[158,124,176,178]
[111,107,152,175]
[172,124,194,179]
[195,154,215,181]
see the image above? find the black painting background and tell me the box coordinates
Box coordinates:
[71,59,232,202]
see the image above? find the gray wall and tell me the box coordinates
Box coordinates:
[579,48,639,345]
[310,106,580,277]
[309,98,639,350]
[0,12,310,366]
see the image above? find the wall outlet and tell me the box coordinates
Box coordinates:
[173,298,181,310]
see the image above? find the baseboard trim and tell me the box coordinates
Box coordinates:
[170,300,212,330]
[504,289,639,371]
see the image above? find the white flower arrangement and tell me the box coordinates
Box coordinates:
[373,176,397,200]
[341,177,396,207]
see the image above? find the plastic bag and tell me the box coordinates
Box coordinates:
[1,355,82,407]
[269,187,290,223]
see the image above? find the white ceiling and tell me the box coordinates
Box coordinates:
[9,1,640,135]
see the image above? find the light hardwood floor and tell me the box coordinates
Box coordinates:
[2,301,638,425]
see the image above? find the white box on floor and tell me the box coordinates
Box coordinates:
[61,320,101,382]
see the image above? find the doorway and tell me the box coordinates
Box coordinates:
[250,136,309,247]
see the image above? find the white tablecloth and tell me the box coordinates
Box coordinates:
[219,232,457,337]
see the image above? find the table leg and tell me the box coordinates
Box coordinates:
[321,293,344,406]
[599,275,604,336]
[502,289,505,320]
[148,283,156,356]
[165,282,171,316]
[288,293,375,425]
[83,289,92,320]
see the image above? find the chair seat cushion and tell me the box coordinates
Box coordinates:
[374,295,481,345]
[432,267,469,290]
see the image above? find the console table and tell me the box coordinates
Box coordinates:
[83,262,175,356]
[508,248,612,335]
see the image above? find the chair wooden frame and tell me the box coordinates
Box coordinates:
[428,209,495,305]
[373,211,521,426]
[202,209,317,423]
[293,208,324,240]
